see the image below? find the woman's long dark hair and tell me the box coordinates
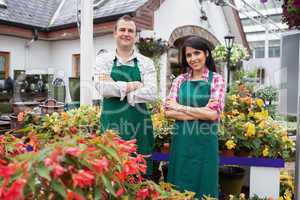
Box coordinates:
[181,36,216,73]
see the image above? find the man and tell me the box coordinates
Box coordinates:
[94,15,157,176]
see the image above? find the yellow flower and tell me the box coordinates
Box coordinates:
[232,109,239,115]
[248,111,254,117]
[152,113,164,129]
[238,113,246,120]
[282,135,289,143]
[225,140,236,150]
[263,146,269,157]
[230,95,237,101]
[254,110,269,121]
[221,112,225,119]
[256,98,264,108]
[52,124,61,133]
[258,121,266,129]
[245,122,256,137]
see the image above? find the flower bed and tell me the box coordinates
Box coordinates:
[0,106,195,200]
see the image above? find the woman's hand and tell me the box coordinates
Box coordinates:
[206,99,219,110]
[165,99,183,111]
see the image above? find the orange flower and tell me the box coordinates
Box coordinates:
[239,84,247,92]
[60,112,69,121]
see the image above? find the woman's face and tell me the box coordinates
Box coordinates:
[185,46,207,71]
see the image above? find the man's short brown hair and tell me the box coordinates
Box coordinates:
[114,15,136,31]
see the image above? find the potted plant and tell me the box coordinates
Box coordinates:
[148,100,174,153]
[219,81,295,160]
[219,165,246,197]
[212,44,249,71]
[136,37,169,94]
[282,0,300,29]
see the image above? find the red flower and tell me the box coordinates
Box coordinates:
[67,190,85,200]
[123,161,137,175]
[136,188,149,200]
[4,178,26,200]
[114,171,126,184]
[0,164,16,179]
[116,187,125,197]
[66,147,81,157]
[90,156,109,175]
[72,170,95,188]
[69,127,78,134]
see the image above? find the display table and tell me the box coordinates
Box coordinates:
[64,101,80,111]
[152,152,284,199]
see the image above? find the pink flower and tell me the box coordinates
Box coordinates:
[72,170,95,188]
[44,158,52,166]
[52,164,65,177]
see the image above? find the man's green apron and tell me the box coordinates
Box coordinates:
[167,68,219,199]
[100,58,154,175]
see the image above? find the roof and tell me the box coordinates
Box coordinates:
[0,0,148,30]
[0,0,59,28]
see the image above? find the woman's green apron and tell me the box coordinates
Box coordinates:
[167,69,219,198]
[100,58,154,175]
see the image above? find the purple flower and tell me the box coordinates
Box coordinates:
[26,145,33,152]
[292,0,300,8]
[260,0,268,3]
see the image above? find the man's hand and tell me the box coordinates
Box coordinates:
[126,81,143,93]
[99,74,113,82]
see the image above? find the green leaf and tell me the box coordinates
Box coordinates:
[14,152,35,161]
[74,188,85,198]
[51,180,67,198]
[36,163,51,181]
[97,143,121,163]
[94,186,101,200]
[101,175,116,197]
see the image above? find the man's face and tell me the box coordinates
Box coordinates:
[114,19,137,49]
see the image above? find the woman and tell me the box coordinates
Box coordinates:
[165,36,225,199]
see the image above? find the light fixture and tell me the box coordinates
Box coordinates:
[0,0,7,9]
[224,35,235,50]
[224,34,235,92]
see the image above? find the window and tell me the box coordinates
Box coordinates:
[269,46,280,58]
[257,68,265,84]
[72,54,80,77]
[0,52,10,80]
[254,47,265,58]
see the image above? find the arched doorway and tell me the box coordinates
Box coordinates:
[166,25,221,92]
